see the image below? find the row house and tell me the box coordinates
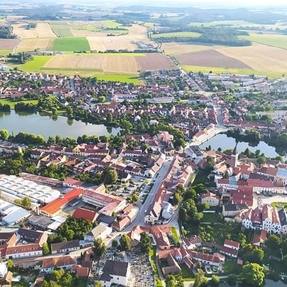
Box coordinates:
[239,204,286,234]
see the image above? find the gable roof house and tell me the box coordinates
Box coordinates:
[100,260,130,287]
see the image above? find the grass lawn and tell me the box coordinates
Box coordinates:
[17,56,52,72]
[0,98,38,109]
[52,37,90,52]
[152,31,201,39]
[242,33,287,50]
[182,65,284,79]
[49,22,72,37]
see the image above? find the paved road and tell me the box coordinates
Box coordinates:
[125,158,174,231]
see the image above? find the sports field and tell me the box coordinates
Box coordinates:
[52,37,90,51]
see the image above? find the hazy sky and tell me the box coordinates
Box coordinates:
[56,0,287,8]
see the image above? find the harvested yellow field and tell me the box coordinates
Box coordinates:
[43,53,175,74]
[163,42,287,74]
[44,54,139,74]
[16,38,53,52]
[13,22,56,39]
[87,24,154,52]
[218,44,287,73]
[71,29,104,37]
[162,43,210,55]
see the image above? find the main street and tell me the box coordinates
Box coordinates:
[125,157,174,231]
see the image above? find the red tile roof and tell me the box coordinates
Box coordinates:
[73,208,97,222]
[42,256,76,268]
[224,239,240,250]
[40,188,83,216]
[73,265,90,278]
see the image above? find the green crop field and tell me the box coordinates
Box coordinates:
[16,56,141,84]
[49,23,72,37]
[242,33,287,50]
[152,31,200,39]
[182,65,284,79]
[99,20,122,29]
[52,37,90,51]
[93,72,141,84]
[18,56,52,72]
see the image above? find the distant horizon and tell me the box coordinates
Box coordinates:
[7,0,287,9]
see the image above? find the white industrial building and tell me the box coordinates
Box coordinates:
[0,199,30,225]
[0,175,61,206]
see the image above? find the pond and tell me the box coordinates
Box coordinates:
[0,110,120,139]
[200,133,280,158]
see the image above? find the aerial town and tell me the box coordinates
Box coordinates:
[0,65,287,287]
[1,1,287,287]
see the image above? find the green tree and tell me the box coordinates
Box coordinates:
[61,272,73,286]
[193,269,208,287]
[227,274,237,286]
[101,167,118,184]
[51,268,65,282]
[140,232,152,252]
[241,263,265,287]
[94,282,102,287]
[94,238,106,259]
[6,259,13,271]
[0,129,9,140]
[210,275,220,286]
[42,242,50,255]
[120,234,132,251]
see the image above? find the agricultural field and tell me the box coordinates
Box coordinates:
[242,32,287,50]
[176,49,251,69]
[12,22,56,38]
[18,56,52,72]
[43,53,175,73]
[0,39,20,50]
[162,42,287,78]
[16,55,141,84]
[52,37,90,52]
[152,31,200,39]
[49,22,73,37]
[16,53,175,83]
[87,24,155,52]
[51,20,128,37]
[16,38,53,52]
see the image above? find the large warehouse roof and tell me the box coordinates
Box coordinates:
[0,175,61,204]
